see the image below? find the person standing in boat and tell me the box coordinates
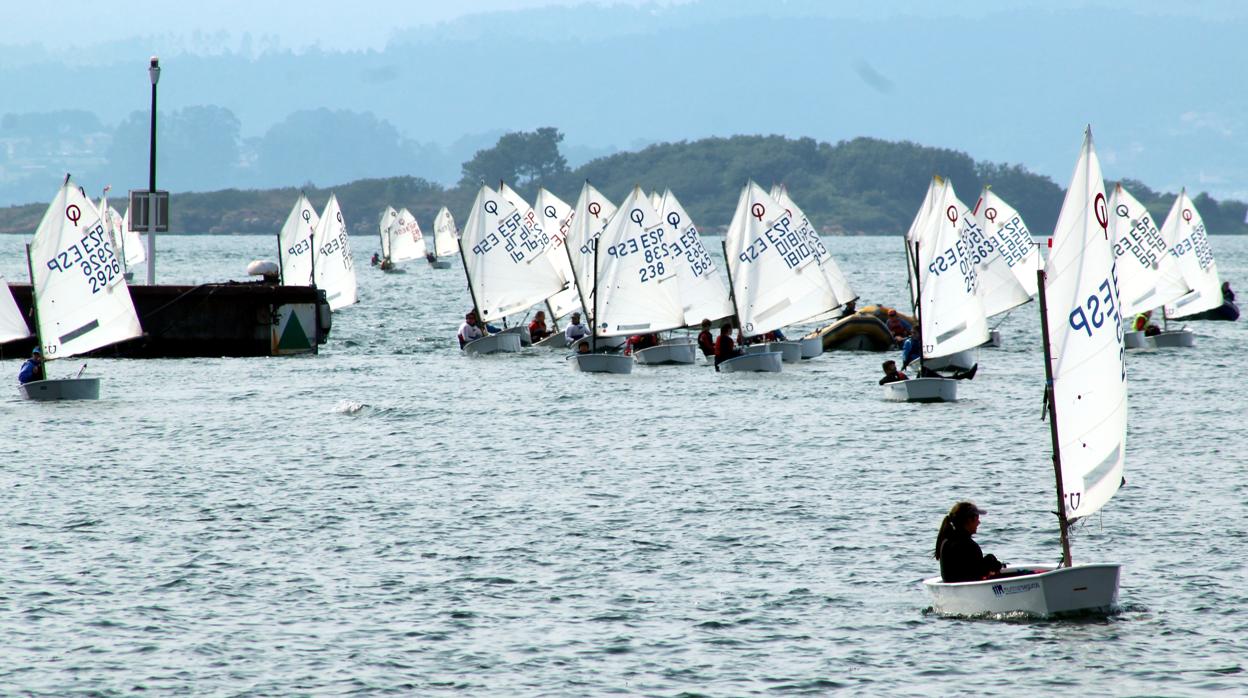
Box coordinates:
[934,501,1005,583]
[564,312,590,345]
[458,310,485,348]
[878,359,907,385]
[528,310,552,342]
[18,347,44,384]
[714,322,741,371]
[696,319,715,358]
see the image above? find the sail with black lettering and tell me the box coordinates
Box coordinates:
[724,181,838,335]
[914,179,989,358]
[1108,183,1182,316]
[595,186,686,336]
[531,186,581,318]
[460,184,565,321]
[1042,128,1126,521]
[1161,190,1223,319]
[278,194,320,286]
[313,194,358,310]
[433,206,458,258]
[771,184,855,317]
[656,189,734,325]
[566,182,618,311]
[389,208,426,262]
[29,178,142,358]
[969,188,1039,317]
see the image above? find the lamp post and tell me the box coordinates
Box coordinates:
[146,55,160,285]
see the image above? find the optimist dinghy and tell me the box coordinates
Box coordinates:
[923,129,1125,617]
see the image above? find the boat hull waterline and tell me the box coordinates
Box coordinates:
[923,563,1121,617]
[634,342,696,366]
[882,377,957,403]
[19,377,101,401]
[572,353,634,374]
[718,351,782,373]
[462,333,522,355]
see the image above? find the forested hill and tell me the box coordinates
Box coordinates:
[2,132,1245,237]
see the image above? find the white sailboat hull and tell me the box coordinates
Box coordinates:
[19,377,100,401]
[1152,329,1195,348]
[569,336,627,353]
[1123,330,1151,349]
[534,332,568,349]
[718,351,782,373]
[634,342,696,365]
[497,325,532,347]
[745,341,802,363]
[462,333,522,355]
[798,336,823,359]
[925,348,977,372]
[923,563,1121,617]
[572,353,634,374]
[882,377,957,403]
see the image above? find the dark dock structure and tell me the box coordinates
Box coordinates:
[2,282,331,359]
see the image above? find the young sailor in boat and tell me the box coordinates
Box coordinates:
[18,347,44,384]
[458,310,486,348]
[564,312,590,344]
[696,319,715,358]
[528,310,552,342]
[1133,310,1161,337]
[878,359,907,385]
[624,332,660,355]
[934,501,1005,583]
[886,309,912,345]
[714,322,741,371]
[370,252,381,266]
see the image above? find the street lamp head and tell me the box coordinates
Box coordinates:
[149,56,161,85]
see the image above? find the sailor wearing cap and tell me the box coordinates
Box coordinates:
[18,346,44,385]
[933,501,1006,583]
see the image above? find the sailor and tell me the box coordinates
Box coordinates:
[564,312,590,344]
[457,310,485,348]
[528,310,552,342]
[714,322,741,371]
[878,359,907,385]
[371,252,381,266]
[18,347,44,384]
[886,308,912,345]
[1133,310,1161,337]
[696,319,715,358]
[934,501,1005,583]
[624,332,659,355]
[900,326,923,372]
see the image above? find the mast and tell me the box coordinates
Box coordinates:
[276,232,285,285]
[909,240,925,375]
[25,243,42,362]
[1036,267,1074,567]
[721,241,743,333]
[591,234,599,353]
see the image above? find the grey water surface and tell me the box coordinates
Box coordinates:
[2,234,1245,695]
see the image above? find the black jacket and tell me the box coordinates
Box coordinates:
[939,531,996,583]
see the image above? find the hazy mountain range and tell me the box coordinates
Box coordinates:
[1,1,1245,207]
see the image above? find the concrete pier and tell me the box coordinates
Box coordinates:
[2,282,331,359]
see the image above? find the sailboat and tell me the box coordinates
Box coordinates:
[630,189,734,366]
[886,176,988,402]
[376,206,398,270]
[313,194,358,311]
[923,129,1123,616]
[20,176,143,401]
[1108,184,1191,349]
[969,187,1040,347]
[99,186,145,282]
[501,184,579,345]
[1151,190,1224,343]
[563,182,625,352]
[579,186,694,374]
[277,193,320,286]
[386,207,426,269]
[771,184,856,360]
[431,206,458,269]
[458,184,565,355]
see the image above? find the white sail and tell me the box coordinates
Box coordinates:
[905,176,946,308]
[433,206,458,258]
[566,182,618,311]
[657,189,734,325]
[915,179,990,358]
[0,271,31,342]
[1043,129,1126,522]
[969,188,1039,317]
[389,208,426,262]
[29,179,142,358]
[460,184,565,321]
[119,206,145,267]
[533,187,582,318]
[649,190,662,211]
[313,194,358,310]
[771,184,855,316]
[1161,191,1222,318]
[724,181,839,336]
[278,194,320,286]
[378,206,398,259]
[595,186,686,336]
[1108,184,1180,316]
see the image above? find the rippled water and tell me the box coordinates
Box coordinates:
[2,234,1246,695]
